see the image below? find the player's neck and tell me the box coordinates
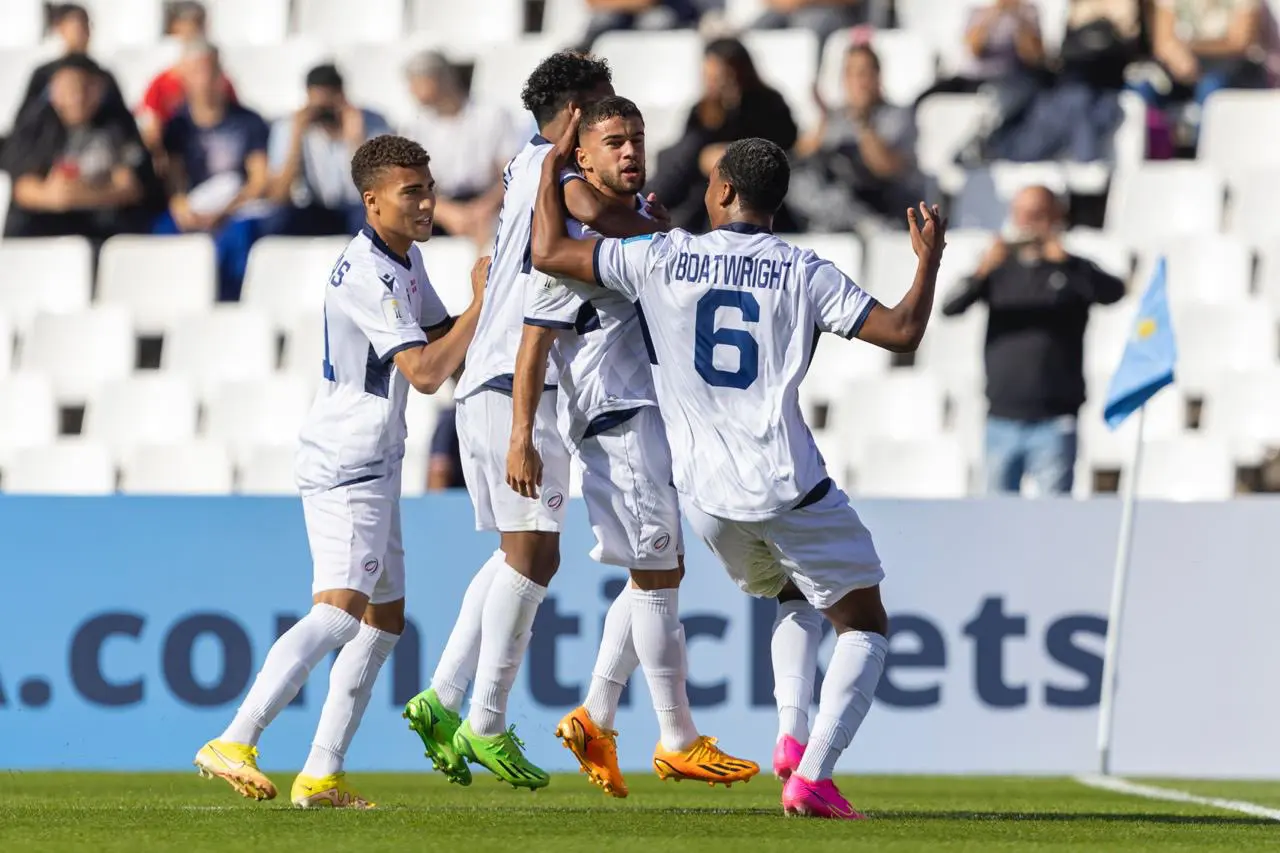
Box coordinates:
[367,220,412,261]
[722,212,773,232]
[587,178,633,206]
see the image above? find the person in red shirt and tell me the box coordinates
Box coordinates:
[136,1,236,151]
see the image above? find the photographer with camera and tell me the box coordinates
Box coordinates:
[943,185,1125,496]
[266,63,392,237]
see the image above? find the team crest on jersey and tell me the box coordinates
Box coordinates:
[409,278,418,295]
[544,492,565,511]
[382,297,405,325]
[652,532,671,552]
[363,559,379,574]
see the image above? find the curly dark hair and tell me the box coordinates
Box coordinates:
[350,134,430,194]
[718,138,790,215]
[521,50,613,128]
[579,95,642,132]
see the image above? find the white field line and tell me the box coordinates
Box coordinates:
[1074,774,1280,821]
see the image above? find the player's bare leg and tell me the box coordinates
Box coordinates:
[781,585,888,820]
[771,582,823,780]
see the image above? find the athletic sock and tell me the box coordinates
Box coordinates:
[582,585,639,729]
[430,550,504,712]
[631,587,699,751]
[794,630,887,782]
[772,598,824,744]
[468,564,547,737]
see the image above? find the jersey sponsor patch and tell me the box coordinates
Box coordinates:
[382,297,406,325]
[621,234,655,245]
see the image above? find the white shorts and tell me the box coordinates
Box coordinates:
[302,464,405,605]
[576,406,683,570]
[457,387,571,533]
[683,483,884,610]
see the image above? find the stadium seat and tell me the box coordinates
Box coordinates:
[798,333,890,425]
[0,374,58,467]
[540,0,591,44]
[721,0,767,28]
[3,441,116,495]
[742,30,820,130]
[0,314,11,376]
[1078,381,1186,470]
[638,103,688,177]
[119,442,235,495]
[83,375,199,457]
[105,41,183,112]
[895,0,983,75]
[1104,162,1224,244]
[593,31,704,110]
[97,234,217,335]
[1134,436,1235,501]
[79,0,164,50]
[417,237,481,315]
[203,376,311,466]
[786,232,863,281]
[915,92,996,194]
[401,450,428,497]
[855,436,970,499]
[1083,300,1139,379]
[237,445,299,495]
[1199,368,1280,464]
[1173,302,1277,395]
[1062,228,1134,280]
[161,306,276,395]
[0,1,45,49]
[0,46,50,135]
[0,237,94,336]
[409,0,524,44]
[242,236,348,329]
[204,0,290,47]
[864,228,989,308]
[405,390,444,456]
[294,0,407,45]
[915,304,987,394]
[829,373,947,447]
[1199,90,1280,184]
[819,28,938,111]
[20,308,134,403]
[334,36,438,131]
[1135,236,1253,311]
[470,37,562,117]
[282,310,325,381]
[1225,168,1280,242]
[218,38,327,119]
[954,162,1067,231]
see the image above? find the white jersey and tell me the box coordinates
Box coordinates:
[593,224,879,521]
[457,134,570,400]
[296,225,450,495]
[524,189,657,443]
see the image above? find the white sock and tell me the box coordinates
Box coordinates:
[772,599,824,744]
[794,630,887,782]
[430,550,504,712]
[582,585,639,729]
[469,564,547,737]
[301,623,400,778]
[220,604,360,746]
[631,587,699,751]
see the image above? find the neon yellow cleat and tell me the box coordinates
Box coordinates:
[290,772,376,809]
[193,739,278,801]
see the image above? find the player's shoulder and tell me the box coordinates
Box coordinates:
[340,231,405,289]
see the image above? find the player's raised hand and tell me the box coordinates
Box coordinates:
[551,108,582,168]
[470,255,491,303]
[907,203,947,265]
[646,193,672,227]
[506,440,543,500]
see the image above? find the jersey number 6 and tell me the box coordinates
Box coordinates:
[694,289,759,390]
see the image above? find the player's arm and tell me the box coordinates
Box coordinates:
[856,203,947,353]
[564,177,668,238]
[506,324,555,498]
[392,257,489,393]
[530,113,602,284]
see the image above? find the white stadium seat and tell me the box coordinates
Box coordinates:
[294,0,407,45]
[20,308,134,403]
[1084,300,1139,379]
[895,0,983,75]
[915,93,995,194]
[0,237,94,335]
[819,28,937,111]
[785,232,863,281]
[97,234,217,335]
[855,436,970,499]
[237,445,299,495]
[540,0,592,44]
[864,229,989,308]
[0,314,11,376]
[799,335,890,426]
[0,46,50,134]
[417,237,481,315]
[1136,236,1253,311]
[470,37,561,116]
[742,29,820,130]
[282,311,326,381]
[204,0,290,47]
[410,0,524,44]
[1078,381,1186,470]
[161,306,276,394]
[334,36,439,131]
[1199,90,1280,183]
[203,377,311,466]
[83,376,199,458]
[0,374,58,467]
[242,236,348,329]
[954,162,1067,231]
[218,38,326,119]
[4,441,116,495]
[1062,228,1134,281]
[1135,436,1235,501]
[105,41,183,112]
[1105,162,1224,244]
[640,103,688,177]
[915,304,987,394]
[594,30,704,110]
[80,0,164,51]
[1200,368,1280,464]
[401,449,428,498]
[829,374,947,452]
[1174,302,1277,395]
[0,1,45,49]
[405,391,444,456]
[120,442,235,495]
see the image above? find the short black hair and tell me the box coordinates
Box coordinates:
[351,135,430,194]
[521,51,612,128]
[49,3,88,26]
[51,52,103,78]
[306,63,344,91]
[580,95,642,132]
[718,138,790,215]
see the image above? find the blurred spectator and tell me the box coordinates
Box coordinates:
[427,406,466,491]
[12,3,129,131]
[651,38,798,231]
[576,0,702,51]
[136,1,238,153]
[2,55,160,242]
[265,64,390,237]
[752,0,889,43]
[154,42,272,301]
[789,44,923,236]
[1059,0,1143,91]
[942,186,1125,496]
[401,51,519,246]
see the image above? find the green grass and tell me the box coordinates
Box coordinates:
[0,773,1276,852]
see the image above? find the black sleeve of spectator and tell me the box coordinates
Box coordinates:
[1081,258,1126,305]
[941,275,987,316]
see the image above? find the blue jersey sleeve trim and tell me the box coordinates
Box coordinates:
[423,316,455,334]
[380,339,424,364]
[844,299,878,340]
[592,240,605,288]
[524,317,575,330]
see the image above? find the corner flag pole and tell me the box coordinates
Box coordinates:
[1096,404,1146,776]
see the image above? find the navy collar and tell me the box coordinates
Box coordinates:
[360,224,412,270]
[531,132,551,145]
[716,221,772,235]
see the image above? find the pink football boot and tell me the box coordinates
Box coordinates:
[781,774,865,820]
[772,735,804,781]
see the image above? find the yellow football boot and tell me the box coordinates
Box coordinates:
[193,739,277,801]
[290,772,376,809]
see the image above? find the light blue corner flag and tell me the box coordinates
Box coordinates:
[1103,256,1178,430]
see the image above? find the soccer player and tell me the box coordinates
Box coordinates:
[507,95,758,797]
[194,135,487,809]
[402,52,667,790]
[529,117,947,819]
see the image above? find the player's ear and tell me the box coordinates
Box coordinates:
[718,179,736,209]
[575,145,589,173]
[362,188,378,216]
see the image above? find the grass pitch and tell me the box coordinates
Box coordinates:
[1,772,1276,852]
